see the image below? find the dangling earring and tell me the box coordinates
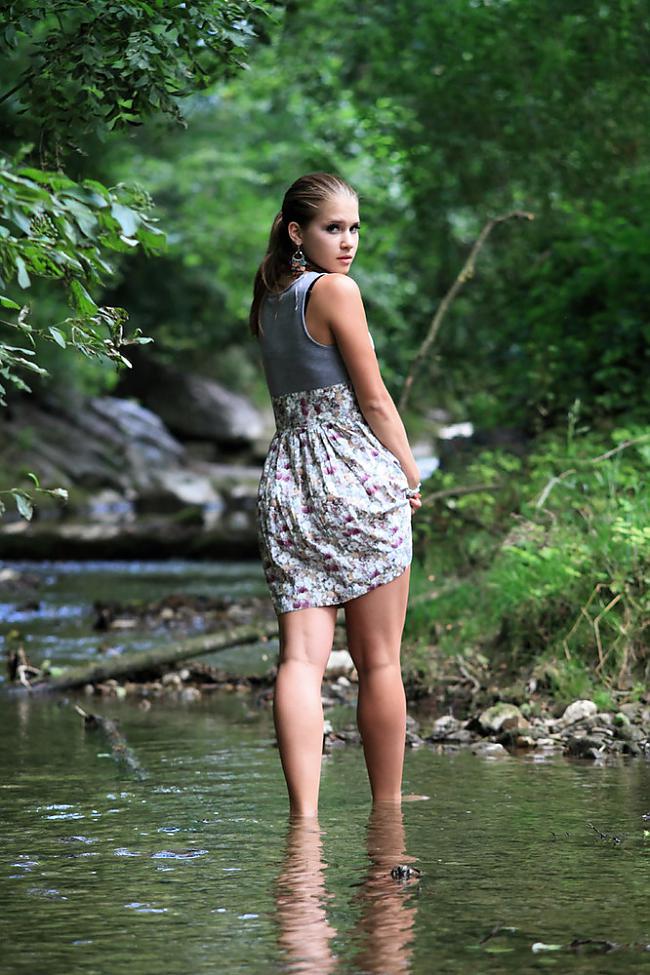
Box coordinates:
[290,246,307,276]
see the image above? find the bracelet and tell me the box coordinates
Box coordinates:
[405,482,421,499]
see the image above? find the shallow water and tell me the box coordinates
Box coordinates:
[1,561,650,974]
[0,558,272,677]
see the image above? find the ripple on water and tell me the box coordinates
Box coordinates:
[124,903,167,914]
[36,803,85,821]
[27,887,68,900]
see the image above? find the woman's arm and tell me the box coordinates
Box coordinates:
[309,274,421,490]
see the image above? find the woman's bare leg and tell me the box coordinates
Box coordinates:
[343,568,410,804]
[273,605,337,816]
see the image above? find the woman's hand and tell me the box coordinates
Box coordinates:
[408,491,422,515]
[406,480,422,515]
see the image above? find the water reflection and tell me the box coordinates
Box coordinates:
[275,804,419,974]
[349,803,419,974]
[275,814,338,973]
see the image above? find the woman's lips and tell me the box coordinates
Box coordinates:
[337,256,352,261]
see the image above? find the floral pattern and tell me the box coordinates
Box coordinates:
[256,381,413,614]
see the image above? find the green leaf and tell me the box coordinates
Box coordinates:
[12,491,34,520]
[110,202,140,237]
[69,280,99,315]
[0,296,21,309]
[48,326,67,348]
[62,198,99,237]
[15,256,31,289]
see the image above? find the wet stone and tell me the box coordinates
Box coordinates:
[470,741,509,758]
[566,735,607,759]
[477,702,529,734]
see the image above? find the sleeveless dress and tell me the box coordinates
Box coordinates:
[255,270,412,614]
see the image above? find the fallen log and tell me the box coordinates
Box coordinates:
[30,622,278,693]
[75,703,147,780]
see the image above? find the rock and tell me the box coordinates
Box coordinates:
[81,489,135,524]
[115,352,264,447]
[497,728,541,749]
[0,390,185,493]
[135,468,222,516]
[614,723,645,743]
[406,730,425,747]
[534,737,564,750]
[560,700,598,726]
[622,740,642,757]
[326,649,355,676]
[565,734,606,759]
[619,702,642,721]
[470,741,509,757]
[426,727,476,745]
[429,715,462,739]
[477,702,529,734]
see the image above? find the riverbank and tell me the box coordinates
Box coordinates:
[4,569,648,766]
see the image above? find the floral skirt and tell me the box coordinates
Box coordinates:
[256,381,412,614]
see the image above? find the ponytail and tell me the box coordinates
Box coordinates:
[249,210,293,335]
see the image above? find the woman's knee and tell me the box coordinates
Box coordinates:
[348,643,402,676]
[278,646,331,674]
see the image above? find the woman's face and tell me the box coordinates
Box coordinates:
[288,193,360,274]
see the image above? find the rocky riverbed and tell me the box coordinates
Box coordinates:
[5,570,648,765]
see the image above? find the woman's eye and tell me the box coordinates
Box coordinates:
[325,224,361,233]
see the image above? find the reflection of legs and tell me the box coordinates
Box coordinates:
[350,803,418,974]
[273,606,337,817]
[275,816,338,974]
[343,568,410,803]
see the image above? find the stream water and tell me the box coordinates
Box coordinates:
[1,560,649,974]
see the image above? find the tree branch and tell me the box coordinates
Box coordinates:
[398,209,535,413]
[420,482,502,506]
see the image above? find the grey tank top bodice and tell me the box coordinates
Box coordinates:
[258,271,352,397]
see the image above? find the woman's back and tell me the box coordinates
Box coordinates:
[258,271,351,398]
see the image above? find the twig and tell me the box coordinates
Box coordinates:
[457,661,482,694]
[593,594,623,672]
[399,209,534,412]
[74,703,147,780]
[589,435,650,464]
[535,435,650,509]
[534,470,576,510]
[420,482,501,507]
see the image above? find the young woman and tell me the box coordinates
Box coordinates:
[250,172,422,817]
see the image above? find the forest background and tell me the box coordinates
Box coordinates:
[1,0,648,706]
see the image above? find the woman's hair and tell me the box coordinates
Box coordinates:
[248,171,358,335]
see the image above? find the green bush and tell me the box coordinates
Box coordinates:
[407,414,650,694]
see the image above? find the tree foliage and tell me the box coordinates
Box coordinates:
[1,1,274,147]
[0,156,166,403]
[0,0,275,406]
[92,0,650,429]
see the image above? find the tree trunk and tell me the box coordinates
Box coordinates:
[31,623,278,692]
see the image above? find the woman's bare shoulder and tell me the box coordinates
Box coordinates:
[313,271,359,295]
[312,272,361,299]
